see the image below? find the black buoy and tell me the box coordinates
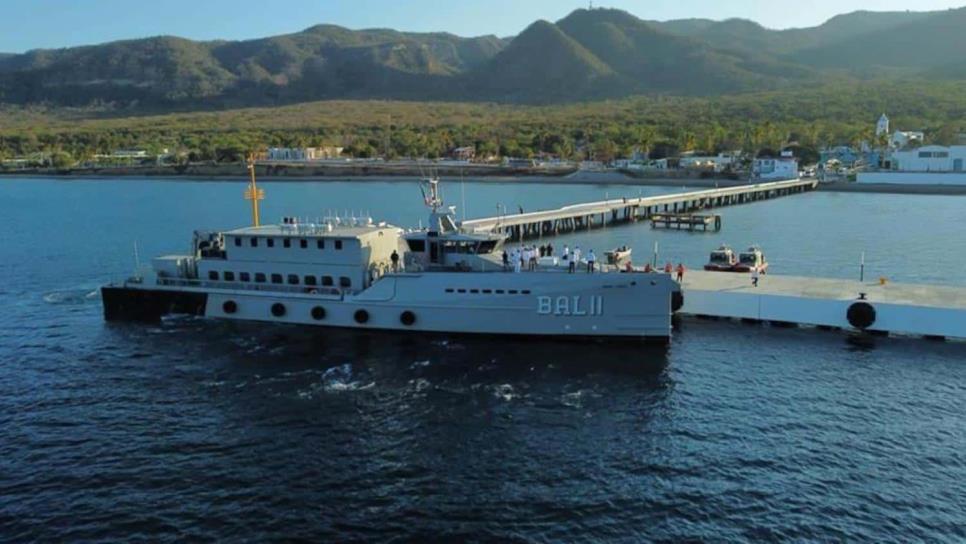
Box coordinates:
[222,300,238,314]
[847,301,876,330]
[271,303,286,318]
[354,309,369,324]
[400,311,416,326]
[311,306,326,321]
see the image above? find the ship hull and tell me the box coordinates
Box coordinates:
[103,272,680,341]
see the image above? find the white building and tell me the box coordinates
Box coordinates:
[889,145,966,173]
[679,152,739,173]
[890,130,924,149]
[876,114,890,137]
[752,152,798,181]
[266,147,344,161]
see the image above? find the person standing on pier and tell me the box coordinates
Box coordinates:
[676,263,686,283]
[529,246,538,271]
[752,267,760,287]
[547,243,554,257]
[572,246,582,274]
[587,249,597,274]
[502,249,509,271]
[390,249,400,273]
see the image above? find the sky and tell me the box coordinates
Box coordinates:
[0,0,962,53]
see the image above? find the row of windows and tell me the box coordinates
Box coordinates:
[208,270,351,288]
[444,288,531,295]
[918,151,951,158]
[234,237,344,250]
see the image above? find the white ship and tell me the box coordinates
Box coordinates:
[102,164,682,341]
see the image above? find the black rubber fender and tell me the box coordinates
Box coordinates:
[671,291,685,313]
[271,303,286,318]
[400,311,416,326]
[354,309,369,324]
[222,300,237,314]
[847,301,876,330]
[311,306,326,321]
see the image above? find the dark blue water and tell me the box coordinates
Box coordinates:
[1,178,965,541]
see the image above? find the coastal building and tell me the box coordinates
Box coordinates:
[858,145,966,185]
[890,130,924,149]
[889,145,966,172]
[679,152,739,173]
[447,146,475,161]
[752,152,798,181]
[266,147,344,161]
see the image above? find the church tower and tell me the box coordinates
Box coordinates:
[876,114,890,137]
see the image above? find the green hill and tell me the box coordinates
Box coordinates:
[464,20,617,102]
[788,7,966,71]
[0,7,963,109]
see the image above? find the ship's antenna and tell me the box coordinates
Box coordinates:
[460,167,466,223]
[245,152,264,227]
[133,240,142,278]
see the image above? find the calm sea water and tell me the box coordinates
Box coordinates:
[1,177,964,541]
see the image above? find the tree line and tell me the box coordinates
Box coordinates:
[1,81,964,167]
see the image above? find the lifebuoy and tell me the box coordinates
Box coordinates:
[671,291,685,313]
[223,300,237,314]
[271,303,286,318]
[400,311,416,326]
[847,302,876,330]
[311,306,326,321]
[354,309,369,324]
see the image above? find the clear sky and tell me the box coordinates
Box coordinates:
[0,0,962,53]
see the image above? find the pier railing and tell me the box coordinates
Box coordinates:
[462,178,816,240]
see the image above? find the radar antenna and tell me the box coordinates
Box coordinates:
[417,160,443,211]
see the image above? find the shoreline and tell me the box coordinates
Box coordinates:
[3,170,966,195]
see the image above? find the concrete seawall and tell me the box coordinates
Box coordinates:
[681,271,966,340]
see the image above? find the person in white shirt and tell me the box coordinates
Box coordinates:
[513,249,522,273]
[587,249,597,273]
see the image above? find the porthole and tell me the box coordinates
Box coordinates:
[311,306,326,321]
[271,303,286,317]
[400,311,416,326]
[223,300,238,314]
[354,309,369,324]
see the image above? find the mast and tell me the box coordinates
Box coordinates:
[245,152,265,227]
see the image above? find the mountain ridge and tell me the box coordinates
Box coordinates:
[0,7,962,109]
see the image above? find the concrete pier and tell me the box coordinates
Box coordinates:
[462,178,816,240]
[680,270,966,340]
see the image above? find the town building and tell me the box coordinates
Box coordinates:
[752,152,798,181]
[679,152,739,173]
[889,145,966,172]
[447,146,475,161]
[266,147,344,161]
[890,130,924,149]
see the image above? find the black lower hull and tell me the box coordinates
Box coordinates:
[102,286,208,322]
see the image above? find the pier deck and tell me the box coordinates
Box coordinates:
[680,270,966,340]
[462,178,816,240]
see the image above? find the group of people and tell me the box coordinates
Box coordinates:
[501,243,598,273]
[502,246,540,272]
